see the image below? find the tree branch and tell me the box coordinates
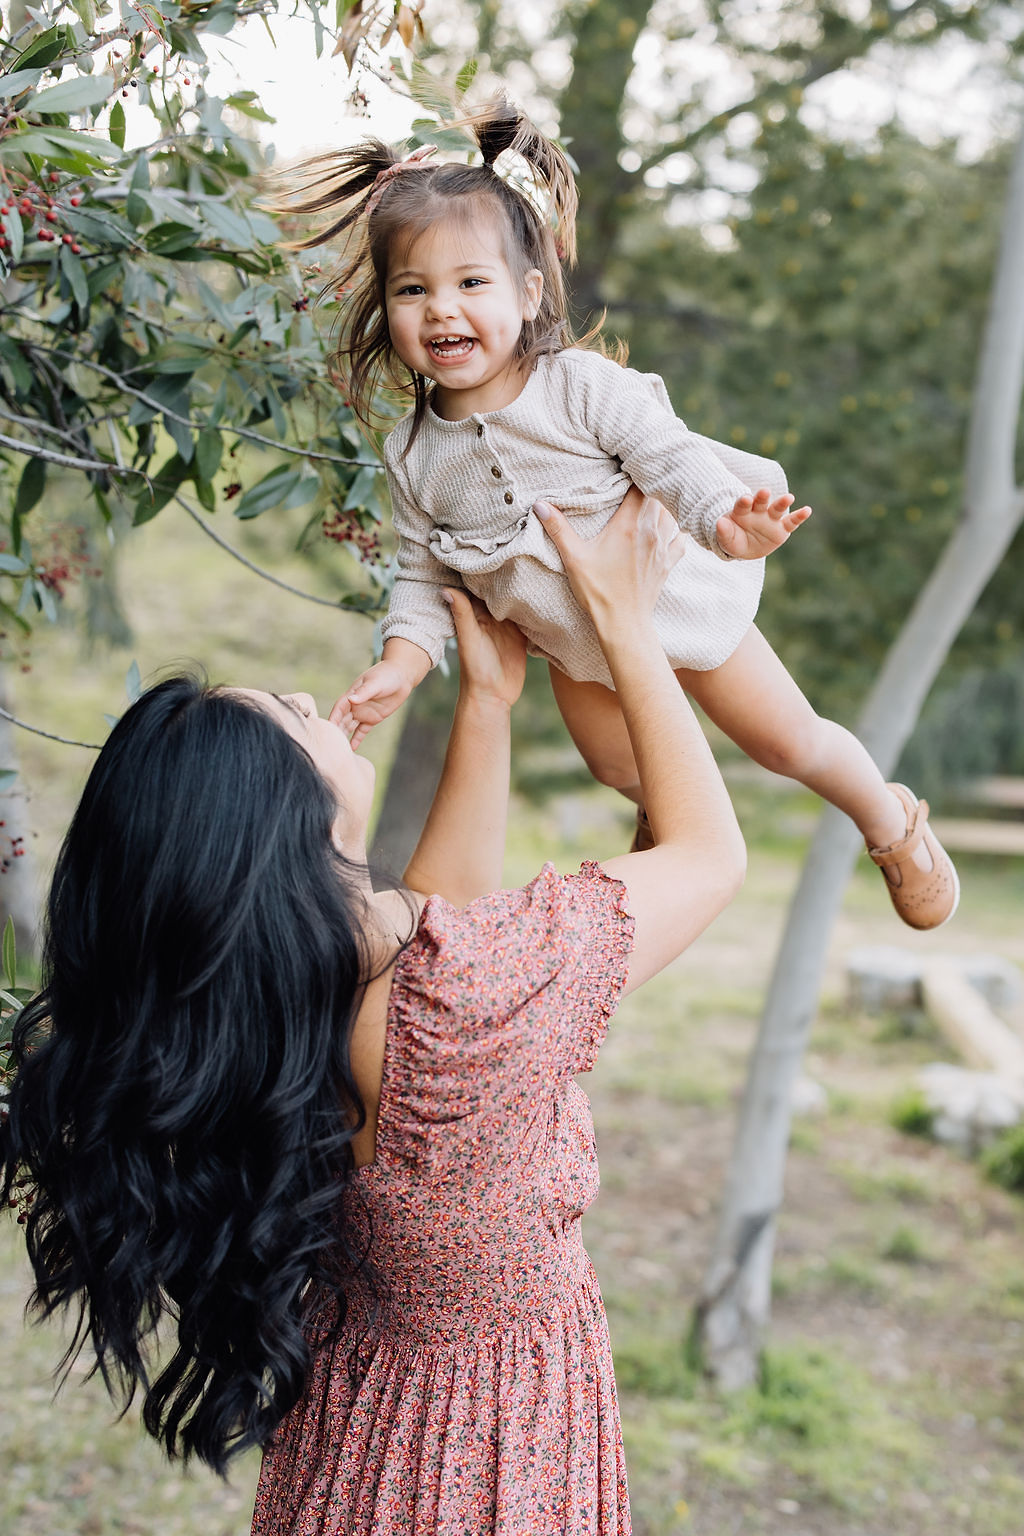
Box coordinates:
[635,0,949,179]
[43,348,380,470]
[0,704,101,751]
[176,495,377,611]
[0,428,142,475]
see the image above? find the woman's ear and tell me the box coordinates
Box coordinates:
[523,268,544,321]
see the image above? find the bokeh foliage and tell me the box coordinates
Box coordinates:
[0,0,398,642]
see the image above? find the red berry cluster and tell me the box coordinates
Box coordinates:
[5,1177,34,1225]
[35,526,98,598]
[0,820,26,872]
[0,172,85,253]
[223,482,242,500]
[322,509,383,564]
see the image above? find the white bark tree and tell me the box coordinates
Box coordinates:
[694,119,1024,1389]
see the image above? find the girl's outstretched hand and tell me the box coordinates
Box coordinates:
[716,488,811,560]
[534,489,685,624]
[332,658,413,746]
[445,588,527,709]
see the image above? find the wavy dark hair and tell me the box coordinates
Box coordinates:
[273,95,598,446]
[0,673,386,1473]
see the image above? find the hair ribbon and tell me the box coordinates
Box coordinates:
[365,143,437,218]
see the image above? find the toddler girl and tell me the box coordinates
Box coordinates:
[286,100,957,930]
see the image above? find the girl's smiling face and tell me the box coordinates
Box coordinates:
[385,213,543,420]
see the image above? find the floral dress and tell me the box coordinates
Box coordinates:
[249,861,635,1536]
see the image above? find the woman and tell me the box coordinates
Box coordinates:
[2,493,744,1534]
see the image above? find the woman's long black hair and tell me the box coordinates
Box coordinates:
[0,673,382,1472]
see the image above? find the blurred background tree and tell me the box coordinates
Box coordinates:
[425,0,1024,801]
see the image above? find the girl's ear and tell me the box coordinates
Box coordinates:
[523,268,544,321]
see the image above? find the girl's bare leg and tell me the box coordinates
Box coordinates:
[548,666,642,804]
[551,630,913,853]
[678,626,910,850]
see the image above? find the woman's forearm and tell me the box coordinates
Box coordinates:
[599,612,743,866]
[403,689,512,906]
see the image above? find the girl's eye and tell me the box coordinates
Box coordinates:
[394,284,424,297]
[461,277,485,289]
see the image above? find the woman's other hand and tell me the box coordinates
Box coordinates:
[444,589,527,711]
[533,488,685,629]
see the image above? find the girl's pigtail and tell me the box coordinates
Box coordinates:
[270,141,399,253]
[471,97,578,267]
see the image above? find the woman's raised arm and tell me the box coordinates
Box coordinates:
[535,494,746,994]
[402,591,527,907]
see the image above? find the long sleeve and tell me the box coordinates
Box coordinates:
[378,434,461,667]
[565,350,787,560]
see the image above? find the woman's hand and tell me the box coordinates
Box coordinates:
[445,588,527,710]
[534,488,685,630]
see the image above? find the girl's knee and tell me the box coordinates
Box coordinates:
[574,742,639,792]
[752,716,827,781]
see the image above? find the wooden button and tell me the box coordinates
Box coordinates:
[476,424,484,436]
[503,491,514,505]
[490,465,502,478]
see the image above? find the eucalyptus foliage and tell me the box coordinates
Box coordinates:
[0,0,407,642]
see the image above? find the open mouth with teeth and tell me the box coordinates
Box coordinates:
[428,336,477,360]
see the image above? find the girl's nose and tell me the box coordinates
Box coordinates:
[425,288,459,321]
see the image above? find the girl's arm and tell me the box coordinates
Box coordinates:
[570,351,807,560]
[402,592,527,907]
[535,493,746,994]
[331,451,460,735]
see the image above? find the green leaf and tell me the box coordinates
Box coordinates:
[165,414,194,464]
[0,68,44,100]
[2,204,24,264]
[455,59,479,97]
[3,916,16,992]
[32,74,114,114]
[225,92,275,124]
[109,98,126,150]
[125,189,151,228]
[71,0,97,29]
[0,769,16,793]
[14,26,68,71]
[134,453,187,524]
[0,337,31,396]
[40,126,123,158]
[201,200,253,248]
[195,427,222,484]
[204,5,241,36]
[125,659,142,702]
[60,244,89,309]
[0,127,121,166]
[147,223,200,255]
[0,553,30,575]
[14,457,45,518]
[234,464,304,520]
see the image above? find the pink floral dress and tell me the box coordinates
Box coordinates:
[250,862,635,1536]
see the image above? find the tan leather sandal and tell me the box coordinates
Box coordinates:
[867,783,960,931]
[630,806,655,853]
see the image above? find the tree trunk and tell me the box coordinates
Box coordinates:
[0,668,39,965]
[694,119,1024,1388]
[368,660,458,878]
[558,0,652,324]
